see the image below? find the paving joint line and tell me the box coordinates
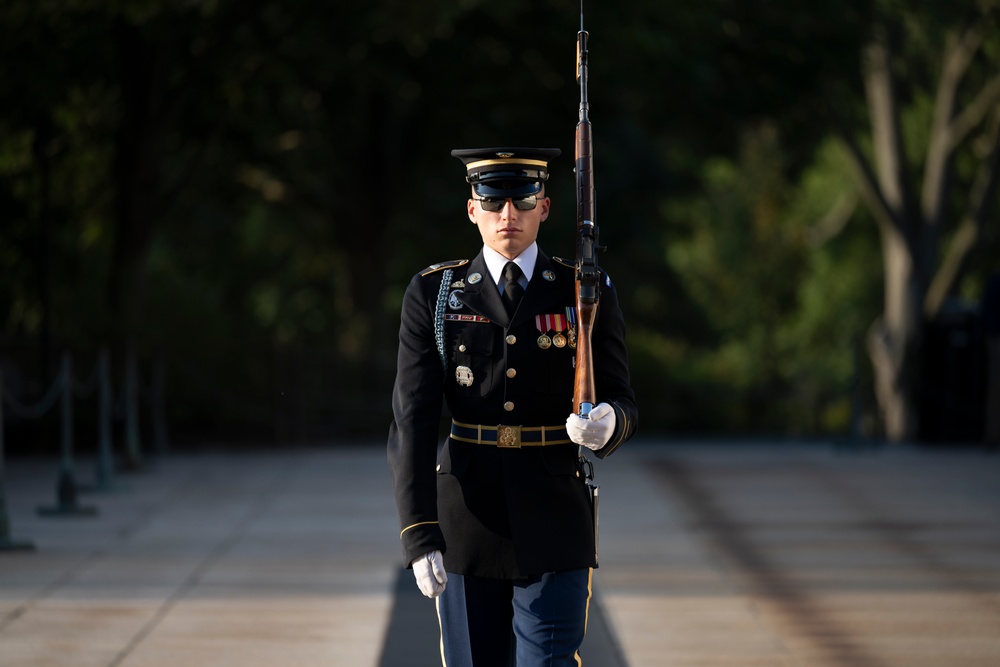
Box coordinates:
[0,461,214,634]
[105,454,302,667]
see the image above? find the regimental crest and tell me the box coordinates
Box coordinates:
[448,290,465,310]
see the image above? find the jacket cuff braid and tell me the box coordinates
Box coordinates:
[401,522,446,568]
[594,401,631,459]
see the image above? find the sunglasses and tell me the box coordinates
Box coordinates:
[474,195,539,212]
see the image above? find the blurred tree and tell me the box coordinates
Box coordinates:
[832,0,1000,441]
[659,125,881,434]
[589,0,874,433]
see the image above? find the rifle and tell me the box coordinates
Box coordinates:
[574,3,602,563]
[574,0,600,419]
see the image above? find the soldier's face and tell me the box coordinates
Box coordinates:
[467,195,550,260]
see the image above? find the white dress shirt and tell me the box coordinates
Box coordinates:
[482,243,537,294]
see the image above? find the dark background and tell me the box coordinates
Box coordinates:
[2,0,997,454]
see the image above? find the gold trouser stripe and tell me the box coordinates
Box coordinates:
[435,596,447,667]
[575,567,594,667]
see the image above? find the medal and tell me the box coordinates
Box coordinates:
[535,314,554,350]
[566,307,578,348]
[551,313,567,348]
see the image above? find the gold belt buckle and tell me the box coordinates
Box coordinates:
[496,425,522,448]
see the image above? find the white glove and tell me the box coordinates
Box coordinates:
[411,550,448,598]
[566,402,617,451]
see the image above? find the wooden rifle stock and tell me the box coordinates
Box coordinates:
[574,281,597,415]
[573,14,599,417]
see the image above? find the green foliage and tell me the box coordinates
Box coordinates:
[1,0,995,445]
[636,127,882,434]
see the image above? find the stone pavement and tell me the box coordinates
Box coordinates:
[1,440,999,666]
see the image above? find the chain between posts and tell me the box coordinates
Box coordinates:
[0,345,169,544]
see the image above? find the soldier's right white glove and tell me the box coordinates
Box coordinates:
[411,550,448,598]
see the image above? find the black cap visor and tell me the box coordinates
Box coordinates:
[472,176,542,199]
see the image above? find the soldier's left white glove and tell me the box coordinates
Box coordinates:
[566,402,616,451]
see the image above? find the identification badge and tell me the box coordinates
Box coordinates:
[448,290,464,310]
[455,366,474,387]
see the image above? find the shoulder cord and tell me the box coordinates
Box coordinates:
[434,269,453,370]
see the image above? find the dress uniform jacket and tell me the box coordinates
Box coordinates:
[388,247,638,580]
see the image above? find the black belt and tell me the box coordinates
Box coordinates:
[450,420,571,448]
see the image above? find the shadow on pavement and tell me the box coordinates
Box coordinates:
[377,568,628,666]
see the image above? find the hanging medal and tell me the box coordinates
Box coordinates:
[535,314,552,349]
[551,313,567,348]
[566,307,577,348]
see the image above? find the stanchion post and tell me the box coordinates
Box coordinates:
[38,352,98,517]
[123,342,142,471]
[152,348,169,454]
[90,347,118,491]
[0,368,35,551]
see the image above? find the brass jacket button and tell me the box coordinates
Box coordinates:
[506,368,517,378]
[458,344,467,352]
[505,335,517,345]
[503,401,515,412]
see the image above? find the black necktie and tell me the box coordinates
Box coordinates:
[501,262,524,315]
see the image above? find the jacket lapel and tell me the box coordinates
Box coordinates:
[457,252,509,327]
[510,250,568,328]
[457,250,570,329]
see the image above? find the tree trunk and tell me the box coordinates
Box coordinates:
[853,27,924,442]
[867,224,921,441]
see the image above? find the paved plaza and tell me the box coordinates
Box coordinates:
[1,439,999,666]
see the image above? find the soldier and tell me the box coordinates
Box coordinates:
[387,147,638,666]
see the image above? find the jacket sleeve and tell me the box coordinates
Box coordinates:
[590,271,638,459]
[387,273,448,566]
